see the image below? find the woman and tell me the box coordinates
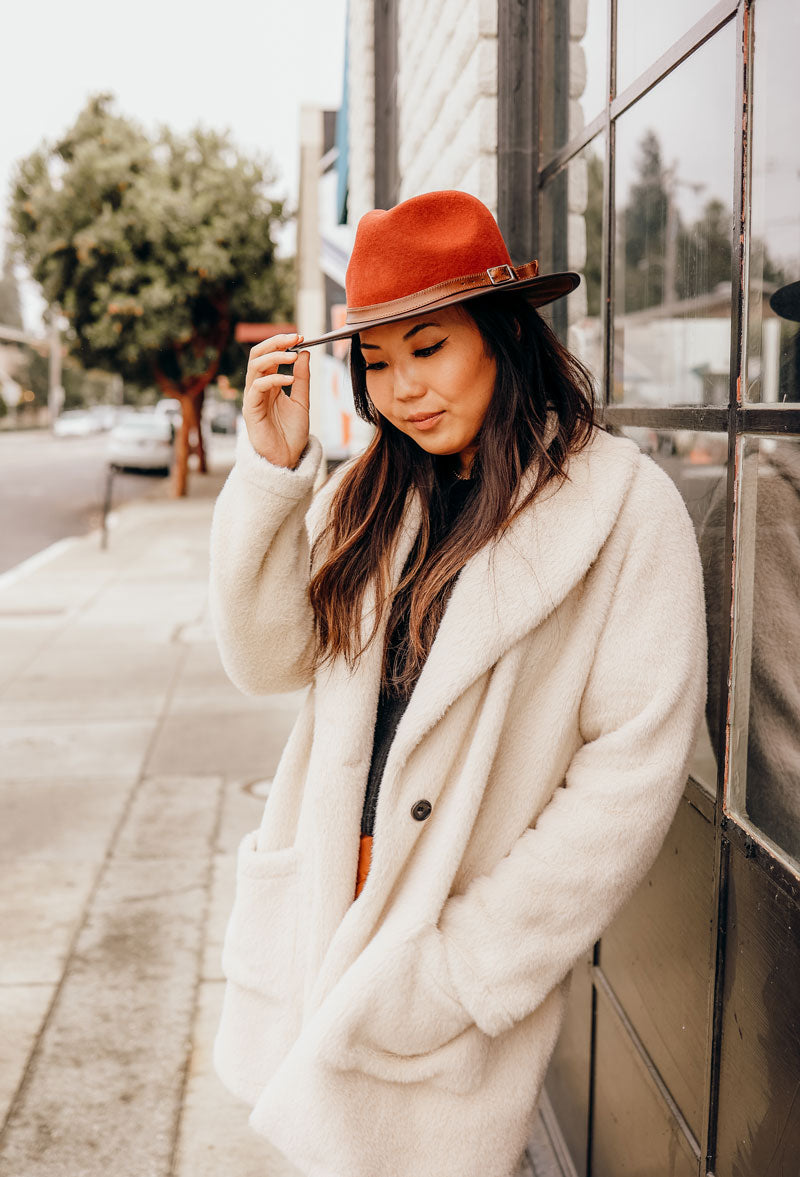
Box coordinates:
[209,190,707,1177]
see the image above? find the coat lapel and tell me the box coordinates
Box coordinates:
[382,422,641,784]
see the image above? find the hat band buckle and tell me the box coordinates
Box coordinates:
[487,264,517,285]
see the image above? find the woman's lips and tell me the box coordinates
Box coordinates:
[407,411,444,431]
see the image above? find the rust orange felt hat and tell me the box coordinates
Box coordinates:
[297,189,580,348]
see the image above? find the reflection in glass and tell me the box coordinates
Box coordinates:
[539,137,604,396]
[540,0,609,157]
[616,0,717,93]
[705,436,800,864]
[618,426,726,797]
[613,25,735,406]
[745,0,800,403]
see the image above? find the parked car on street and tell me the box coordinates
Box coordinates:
[154,398,182,428]
[207,403,238,434]
[107,413,174,475]
[88,404,118,431]
[53,409,102,438]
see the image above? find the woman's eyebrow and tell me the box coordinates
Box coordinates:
[360,321,441,350]
[403,321,439,340]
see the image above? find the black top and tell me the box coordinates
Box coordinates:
[360,470,475,837]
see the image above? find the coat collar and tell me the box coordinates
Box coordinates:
[379,416,641,779]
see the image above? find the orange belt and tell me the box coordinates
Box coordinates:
[354,833,373,900]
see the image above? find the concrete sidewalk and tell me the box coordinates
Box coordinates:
[0,445,305,1176]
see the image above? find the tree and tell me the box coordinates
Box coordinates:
[621,129,669,312]
[622,129,787,317]
[9,93,294,495]
[0,248,24,329]
[584,150,603,319]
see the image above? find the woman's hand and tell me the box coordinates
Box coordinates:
[242,332,311,469]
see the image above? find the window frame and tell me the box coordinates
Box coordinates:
[498,2,800,1171]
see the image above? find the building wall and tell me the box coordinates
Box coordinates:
[397,0,497,212]
[346,0,498,221]
[347,0,376,223]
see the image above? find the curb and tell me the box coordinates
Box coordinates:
[0,535,84,595]
[0,511,124,596]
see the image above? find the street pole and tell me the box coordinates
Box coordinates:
[48,317,64,424]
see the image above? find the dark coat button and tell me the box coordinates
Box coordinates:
[411,799,432,821]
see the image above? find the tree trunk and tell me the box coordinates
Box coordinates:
[172,389,206,497]
[154,320,228,497]
[194,387,208,474]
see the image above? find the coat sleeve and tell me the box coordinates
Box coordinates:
[437,455,709,1038]
[208,427,326,696]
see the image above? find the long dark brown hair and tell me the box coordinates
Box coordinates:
[308,290,602,692]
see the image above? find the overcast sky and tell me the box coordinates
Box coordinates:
[1,0,347,329]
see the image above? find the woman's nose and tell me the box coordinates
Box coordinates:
[393,365,426,400]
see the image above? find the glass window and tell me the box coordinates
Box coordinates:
[612,25,736,407]
[616,0,719,94]
[745,0,800,403]
[540,0,609,157]
[618,425,727,798]
[539,136,605,397]
[728,435,800,865]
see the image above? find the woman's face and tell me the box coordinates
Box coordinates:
[358,305,496,472]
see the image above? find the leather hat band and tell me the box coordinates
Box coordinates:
[345,260,541,325]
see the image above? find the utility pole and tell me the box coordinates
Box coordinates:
[48,316,64,422]
[663,164,706,307]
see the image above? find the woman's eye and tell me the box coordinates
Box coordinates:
[363,338,446,370]
[414,339,447,358]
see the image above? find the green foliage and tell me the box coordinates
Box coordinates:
[0,249,24,328]
[20,346,49,406]
[9,93,294,390]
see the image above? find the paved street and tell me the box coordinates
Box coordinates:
[0,429,237,576]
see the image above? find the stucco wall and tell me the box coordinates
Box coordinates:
[346,0,498,221]
[397,0,497,212]
[346,0,376,223]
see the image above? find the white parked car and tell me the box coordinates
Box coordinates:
[107,413,174,474]
[154,397,182,426]
[53,409,102,438]
[88,404,118,431]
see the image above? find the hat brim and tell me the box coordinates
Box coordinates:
[769,280,800,323]
[295,270,582,349]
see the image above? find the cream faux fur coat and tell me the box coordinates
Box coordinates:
[208,412,707,1177]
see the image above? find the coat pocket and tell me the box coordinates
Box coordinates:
[321,921,490,1096]
[220,829,302,1002]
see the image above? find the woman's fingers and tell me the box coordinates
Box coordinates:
[248,332,304,361]
[241,333,310,468]
[250,372,295,397]
[287,350,311,412]
[247,349,300,378]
